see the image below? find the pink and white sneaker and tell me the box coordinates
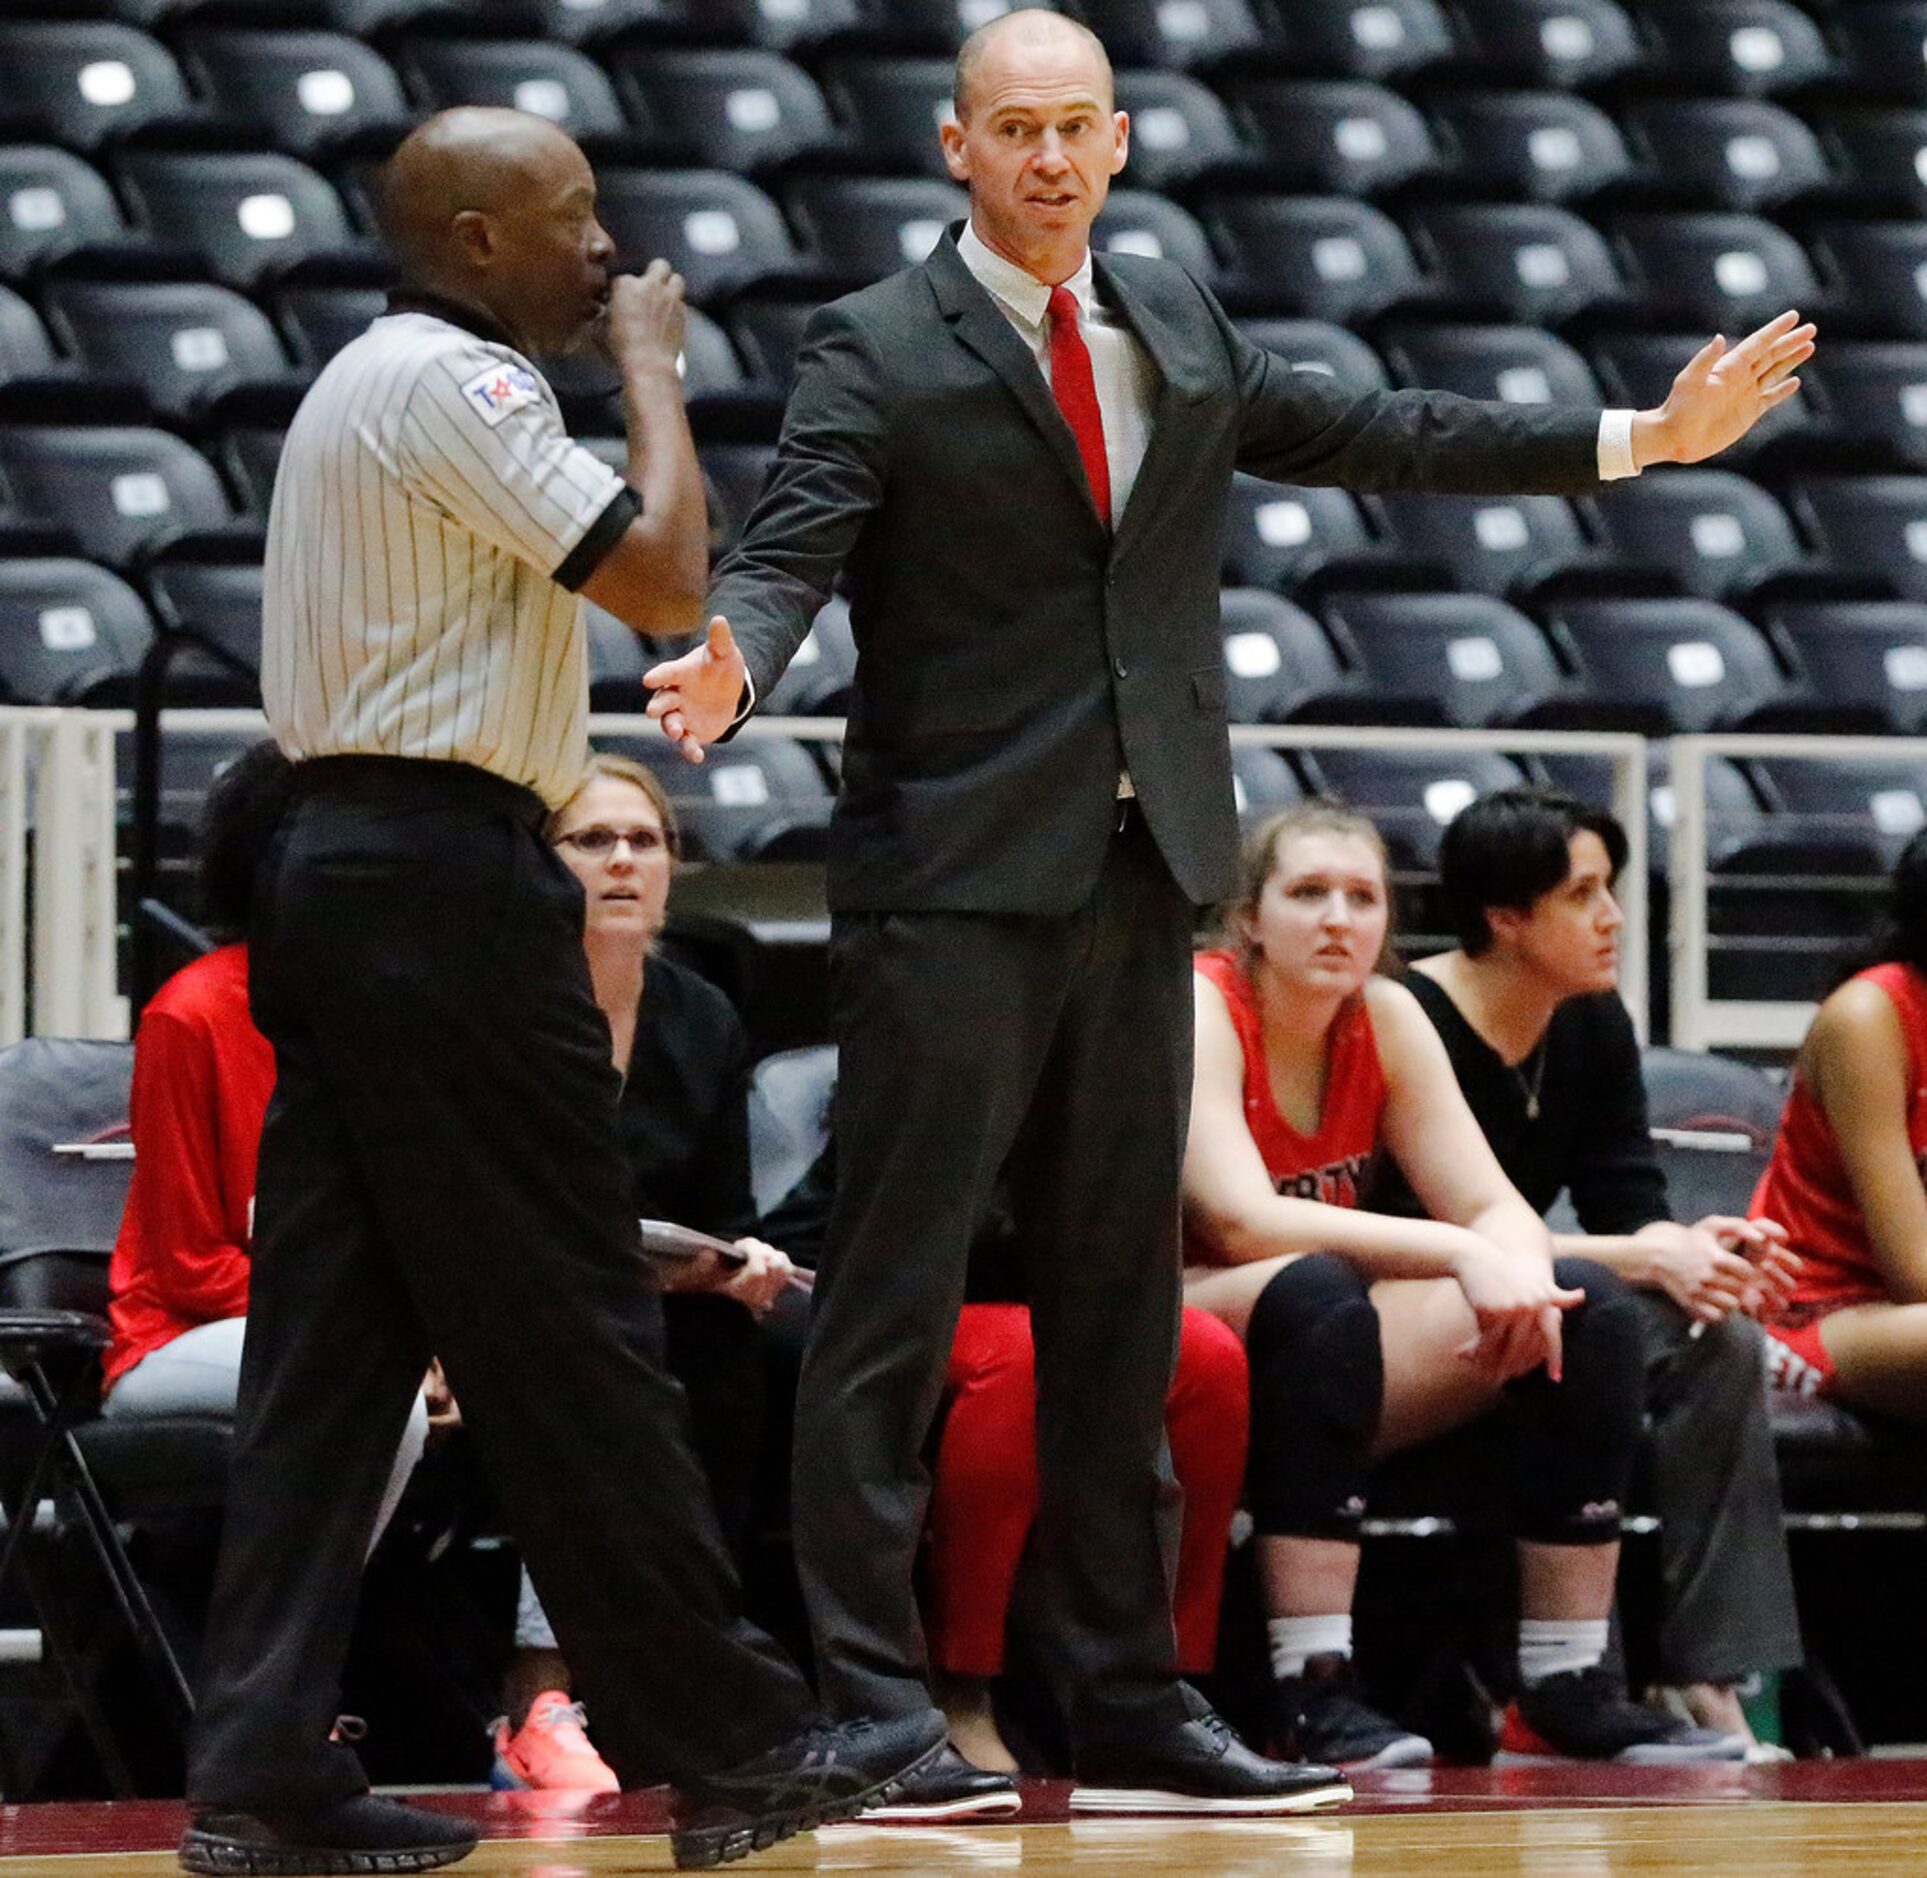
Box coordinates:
[490,1690,620,1792]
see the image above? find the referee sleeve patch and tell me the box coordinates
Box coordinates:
[553,483,640,590]
[460,362,542,427]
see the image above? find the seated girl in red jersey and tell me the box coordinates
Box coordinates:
[1753,828,1927,1415]
[1182,803,1742,1773]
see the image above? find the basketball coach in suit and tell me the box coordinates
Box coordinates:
[643,7,1814,1811]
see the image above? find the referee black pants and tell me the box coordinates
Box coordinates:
[187,757,816,1811]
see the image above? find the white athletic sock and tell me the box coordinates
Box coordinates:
[1517,1617,1609,1687]
[1268,1613,1353,1681]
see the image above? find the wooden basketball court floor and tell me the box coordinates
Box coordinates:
[2,1765,1927,1876]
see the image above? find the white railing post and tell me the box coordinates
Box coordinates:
[30,709,125,1040]
[0,708,38,1047]
[1668,737,1711,1053]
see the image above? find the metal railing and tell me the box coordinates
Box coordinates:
[1668,733,1927,1053]
[2,707,1670,1047]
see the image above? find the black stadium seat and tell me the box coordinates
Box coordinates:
[1270,0,1456,82]
[1639,0,1830,100]
[594,169,799,300]
[1230,742,1305,827]
[1378,323,1599,408]
[1810,222,1927,342]
[1587,469,1806,602]
[39,281,296,425]
[1766,600,1927,735]
[782,175,965,283]
[143,557,266,705]
[0,426,239,569]
[1216,587,1359,724]
[0,148,129,280]
[1832,4,1927,105]
[1405,202,1623,325]
[1234,319,1390,398]
[1801,343,1927,469]
[1111,70,1244,191]
[1816,108,1927,218]
[1093,190,1214,276]
[394,38,628,140]
[1221,78,1444,197]
[274,285,389,372]
[1793,476,1927,602]
[0,557,154,706]
[610,47,837,177]
[1218,476,1375,592]
[1426,91,1631,205]
[1368,489,1590,599]
[1204,195,1424,321]
[761,594,856,716]
[816,59,957,179]
[1320,589,1570,726]
[0,22,192,152]
[1076,0,1266,70]
[176,31,413,159]
[0,286,56,386]
[1450,0,1643,89]
[1541,596,1793,733]
[1610,211,1820,334]
[113,152,359,289]
[1619,98,1831,213]
[1295,746,1528,867]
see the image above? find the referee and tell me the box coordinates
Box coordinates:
[180,109,939,1877]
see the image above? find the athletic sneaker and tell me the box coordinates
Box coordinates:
[490,1691,619,1793]
[1495,1667,1749,1765]
[1270,1654,1436,1771]
[673,1707,946,1869]
[180,1793,477,1875]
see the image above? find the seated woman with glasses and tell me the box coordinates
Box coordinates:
[1180,802,1743,1775]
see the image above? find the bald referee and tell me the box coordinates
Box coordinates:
[179,109,940,1878]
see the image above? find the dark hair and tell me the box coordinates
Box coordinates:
[1223,799,1398,975]
[1438,786,1629,957]
[1857,825,1927,982]
[197,740,295,942]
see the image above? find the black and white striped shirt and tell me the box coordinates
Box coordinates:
[262,300,637,807]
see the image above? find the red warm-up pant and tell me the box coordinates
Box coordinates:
[923,1302,1249,1677]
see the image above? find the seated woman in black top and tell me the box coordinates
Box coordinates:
[1378,786,1803,1755]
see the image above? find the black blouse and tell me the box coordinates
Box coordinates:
[1371,972,1670,1236]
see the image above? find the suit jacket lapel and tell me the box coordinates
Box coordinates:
[924,231,1105,531]
[1093,251,1212,561]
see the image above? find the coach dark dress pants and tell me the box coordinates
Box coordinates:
[188,757,815,1810]
[792,804,1196,1750]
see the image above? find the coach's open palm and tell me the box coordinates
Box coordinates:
[643,615,747,761]
[1637,308,1816,467]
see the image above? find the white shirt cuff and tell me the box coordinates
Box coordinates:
[728,668,756,730]
[1597,408,1639,482]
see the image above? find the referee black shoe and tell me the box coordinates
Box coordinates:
[862,1743,1023,1820]
[179,1794,478,1875]
[671,1708,947,1869]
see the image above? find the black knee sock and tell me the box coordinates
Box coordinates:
[1245,1252,1384,1541]
[1506,1256,1646,1546]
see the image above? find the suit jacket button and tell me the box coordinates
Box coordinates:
[1113,658,1128,678]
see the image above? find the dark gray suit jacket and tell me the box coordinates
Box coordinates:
[711,229,1604,915]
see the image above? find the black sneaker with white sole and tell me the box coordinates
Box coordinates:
[1496,1666,1748,1765]
[862,1744,1023,1821]
[672,1707,947,1869]
[179,1793,478,1876]
[1071,1709,1353,1815]
[1270,1654,1436,1771]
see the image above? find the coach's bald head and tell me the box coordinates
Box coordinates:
[380,108,615,356]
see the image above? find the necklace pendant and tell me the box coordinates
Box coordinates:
[1525,1093,1540,1121]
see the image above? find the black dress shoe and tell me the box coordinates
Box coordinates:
[1071,1710,1353,1815]
[863,1744,1023,1821]
[179,1794,478,1875]
[672,1707,946,1869]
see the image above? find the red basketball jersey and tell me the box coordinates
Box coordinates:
[1752,960,1927,1309]
[1193,948,1386,1207]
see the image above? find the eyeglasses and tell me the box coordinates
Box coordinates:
[555,825,668,857]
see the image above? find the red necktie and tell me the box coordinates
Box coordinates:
[1047,285,1111,529]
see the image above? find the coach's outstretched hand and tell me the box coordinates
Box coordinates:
[1631,308,1817,469]
[642,614,748,762]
